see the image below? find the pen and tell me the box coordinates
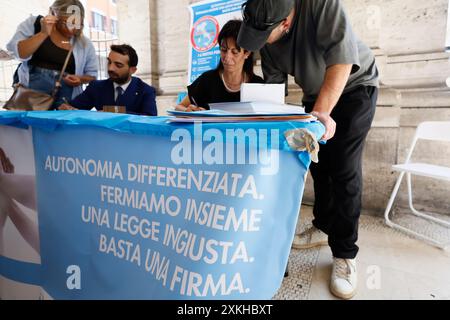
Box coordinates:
[191,96,198,107]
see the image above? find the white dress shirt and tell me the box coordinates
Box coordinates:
[113,79,132,102]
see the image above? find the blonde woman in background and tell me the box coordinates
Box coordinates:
[7,0,98,109]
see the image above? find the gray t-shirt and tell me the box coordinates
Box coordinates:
[260,0,379,103]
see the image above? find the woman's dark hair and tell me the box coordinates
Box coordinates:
[110,44,139,68]
[217,20,255,79]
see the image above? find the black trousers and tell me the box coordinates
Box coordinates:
[303,86,378,259]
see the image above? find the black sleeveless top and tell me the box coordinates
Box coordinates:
[29,37,76,74]
[187,69,265,110]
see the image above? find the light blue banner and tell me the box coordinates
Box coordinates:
[188,0,245,84]
[0,112,324,300]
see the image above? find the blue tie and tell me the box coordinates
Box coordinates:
[116,86,124,103]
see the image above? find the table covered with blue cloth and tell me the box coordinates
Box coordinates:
[0,111,324,300]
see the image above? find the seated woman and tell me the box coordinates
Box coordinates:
[176,20,264,112]
[6,0,98,110]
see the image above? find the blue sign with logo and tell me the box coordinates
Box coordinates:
[189,0,245,84]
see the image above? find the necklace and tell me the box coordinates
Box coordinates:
[221,72,246,93]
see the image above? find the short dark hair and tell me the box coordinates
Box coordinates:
[110,44,138,67]
[217,20,255,79]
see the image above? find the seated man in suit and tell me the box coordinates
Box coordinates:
[60,44,157,116]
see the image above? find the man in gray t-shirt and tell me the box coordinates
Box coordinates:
[238,0,379,300]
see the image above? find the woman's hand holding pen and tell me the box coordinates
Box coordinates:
[174,95,206,112]
[187,97,206,112]
[174,104,206,112]
[185,105,206,112]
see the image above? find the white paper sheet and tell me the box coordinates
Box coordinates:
[240,83,285,104]
[209,101,305,115]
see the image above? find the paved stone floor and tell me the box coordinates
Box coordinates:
[274,205,450,300]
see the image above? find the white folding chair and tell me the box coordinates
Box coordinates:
[384,121,450,250]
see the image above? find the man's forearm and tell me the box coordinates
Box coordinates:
[313,64,353,114]
[310,64,352,141]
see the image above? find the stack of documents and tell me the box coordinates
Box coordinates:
[167,102,316,123]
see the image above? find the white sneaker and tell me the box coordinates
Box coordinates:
[330,258,357,300]
[292,224,328,250]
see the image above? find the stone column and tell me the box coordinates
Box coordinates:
[116,0,155,86]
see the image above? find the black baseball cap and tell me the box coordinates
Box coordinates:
[237,0,295,51]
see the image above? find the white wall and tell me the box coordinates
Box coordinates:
[0,0,50,48]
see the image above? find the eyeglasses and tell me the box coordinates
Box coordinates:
[241,3,285,31]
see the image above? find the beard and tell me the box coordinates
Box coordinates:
[108,72,130,85]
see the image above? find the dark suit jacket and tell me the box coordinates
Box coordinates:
[70,77,157,116]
